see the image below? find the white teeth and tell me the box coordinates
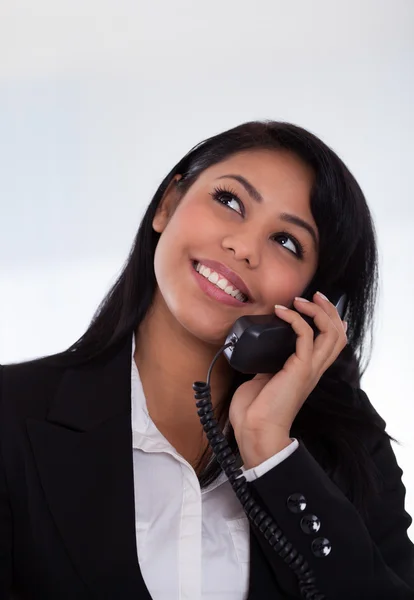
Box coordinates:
[208,272,219,284]
[194,262,247,302]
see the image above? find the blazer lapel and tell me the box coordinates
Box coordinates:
[26,334,152,599]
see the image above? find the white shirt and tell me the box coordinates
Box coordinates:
[131,333,298,599]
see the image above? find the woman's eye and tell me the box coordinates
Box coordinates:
[210,187,244,216]
[274,233,304,259]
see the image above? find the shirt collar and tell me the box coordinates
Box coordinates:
[131,332,151,435]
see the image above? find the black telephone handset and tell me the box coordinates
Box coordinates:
[224,289,347,374]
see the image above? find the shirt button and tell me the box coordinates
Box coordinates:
[300,514,321,534]
[311,537,332,557]
[286,493,307,513]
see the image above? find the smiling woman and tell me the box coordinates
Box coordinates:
[1,121,413,600]
[150,149,319,347]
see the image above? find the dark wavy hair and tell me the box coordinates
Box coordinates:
[46,120,395,518]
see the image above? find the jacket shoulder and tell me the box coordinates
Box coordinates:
[0,352,68,420]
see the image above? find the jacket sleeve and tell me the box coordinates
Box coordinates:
[247,415,414,599]
[0,365,13,598]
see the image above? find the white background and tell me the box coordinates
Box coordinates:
[0,0,413,541]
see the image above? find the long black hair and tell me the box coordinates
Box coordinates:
[47,121,395,517]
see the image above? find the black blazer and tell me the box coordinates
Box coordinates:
[1,334,413,600]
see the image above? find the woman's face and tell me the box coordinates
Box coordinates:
[152,149,319,345]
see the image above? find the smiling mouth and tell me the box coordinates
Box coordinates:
[192,260,249,303]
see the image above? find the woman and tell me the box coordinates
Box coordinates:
[0,121,413,599]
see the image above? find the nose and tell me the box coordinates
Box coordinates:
[222,233,260,268]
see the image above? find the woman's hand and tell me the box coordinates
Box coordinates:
[228,292,348,470]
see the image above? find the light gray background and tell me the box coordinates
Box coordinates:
[1,0,413,540]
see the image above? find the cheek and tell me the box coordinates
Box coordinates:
[151,208,242,344]
[153,227,181,306]
[152,238,237,345]
[260,267,311,308]
[154,201,217,271]
[152,207,207,311]
[161,202,209,249]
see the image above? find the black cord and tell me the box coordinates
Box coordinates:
[193,342,326,600]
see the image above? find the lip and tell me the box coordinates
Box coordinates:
[192,258,253,301]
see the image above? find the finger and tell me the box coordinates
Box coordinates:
[292,297,344,371]
[314,292,348,372]
[313,292,346,332]
[274,304,314,365]
[312,292,348,359]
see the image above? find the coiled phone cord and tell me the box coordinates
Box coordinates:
[193,341,326,600]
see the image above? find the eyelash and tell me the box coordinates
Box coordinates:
[209,185,306,259]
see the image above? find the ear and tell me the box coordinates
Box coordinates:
[152,174,183,233]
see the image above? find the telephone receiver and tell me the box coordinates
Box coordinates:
[223,289,347,374]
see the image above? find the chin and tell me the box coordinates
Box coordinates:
[177,309,233,347]
[158,285,240,346]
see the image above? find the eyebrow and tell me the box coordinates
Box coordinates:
[216,173,318,249]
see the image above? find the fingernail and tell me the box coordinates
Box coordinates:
[274,304,288,310]
[295,296,310,302]
[316,291,329,301]
[343,320,348,333]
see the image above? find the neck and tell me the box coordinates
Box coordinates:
[134,290,235,464]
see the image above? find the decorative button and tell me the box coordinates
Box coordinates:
[311,537,332,557]
[300,514,321,534]
[286,493,307,513]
